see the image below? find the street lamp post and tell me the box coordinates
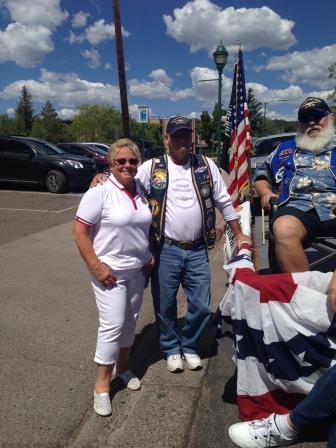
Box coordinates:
[213,41,228,163]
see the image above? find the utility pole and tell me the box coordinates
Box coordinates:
[112,0,130,138]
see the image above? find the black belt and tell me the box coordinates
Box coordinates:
[163,236,204,250]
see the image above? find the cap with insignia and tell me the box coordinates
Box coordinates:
[298,97,331,123]
[166,116,192,135]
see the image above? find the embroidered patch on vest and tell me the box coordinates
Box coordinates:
[149,198,161,217]
[151,169,167,189]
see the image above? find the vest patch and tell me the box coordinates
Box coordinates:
[151,169,167,189]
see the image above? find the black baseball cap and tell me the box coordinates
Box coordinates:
[298,97,331,123]
[166,116,192,135]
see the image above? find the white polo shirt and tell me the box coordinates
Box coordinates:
[75,174,152,270]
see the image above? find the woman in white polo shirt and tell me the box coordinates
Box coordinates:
[73,139,153,417]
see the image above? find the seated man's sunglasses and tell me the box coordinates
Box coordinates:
[300,110,330,124]
[114,158,138,166]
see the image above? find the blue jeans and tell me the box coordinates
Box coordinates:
[151,243,211,356]
[291,365,336,447]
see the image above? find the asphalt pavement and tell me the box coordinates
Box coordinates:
[0,188,328,448]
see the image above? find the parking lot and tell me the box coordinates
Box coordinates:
[0,186,83,245]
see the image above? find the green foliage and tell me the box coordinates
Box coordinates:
[70,105,122,142]
[30,100,71,142]
[247,88,264,137]
[130,119,164,158]
[15,86,34,135]
[212,103,226,161]
[197,111,214,155]
[0,115,20,134]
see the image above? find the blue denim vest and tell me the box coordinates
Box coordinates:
[270,139,336,206]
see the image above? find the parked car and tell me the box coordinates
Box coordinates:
[57,143,109,172]
[0,135,98,193]
[79,142,110,152]
[251,132,296,174]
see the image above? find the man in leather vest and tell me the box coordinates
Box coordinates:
[91,116,251,373]
[143,116,250,372]
[254,97,336,311]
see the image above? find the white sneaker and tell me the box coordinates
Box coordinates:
[228,413,297,448]
[167,354,184,372]
[93,391,112,417]
[117,370,141,390]
[183,352,202,370]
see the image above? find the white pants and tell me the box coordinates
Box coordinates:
[90,267,145,365]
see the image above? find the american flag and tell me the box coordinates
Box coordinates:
[224,48,252,208]
[218,247,336,421]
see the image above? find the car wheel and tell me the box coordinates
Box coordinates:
[45,170,67,193]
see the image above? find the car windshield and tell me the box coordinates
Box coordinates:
[90,144,109,152]
[27,139,66,155]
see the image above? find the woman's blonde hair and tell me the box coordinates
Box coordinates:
[107,138,141,167]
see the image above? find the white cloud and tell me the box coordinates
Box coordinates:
[85,19,115,45]
[149,69,173,86]
[0,69,121,107]
[265,44,336,89]
[129,68,194,101]
[67,30,85,44]
[6,107,15,117]
[68,19,130,46]
[163,0,296,54]
[56,108,79,120]
[72,10,90,28]
[1,0,68,30]
[81,48,101,69]
[189,66,232,107]
[0,23,53,67]
[104,62,112,70]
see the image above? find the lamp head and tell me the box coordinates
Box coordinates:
[213,40,228,72]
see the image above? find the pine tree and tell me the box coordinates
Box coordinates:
[31,100,71,142]
[247,88,264,137]
[15,86,34,135]
[198,111,214,155]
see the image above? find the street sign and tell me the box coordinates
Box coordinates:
[138,106,149,123]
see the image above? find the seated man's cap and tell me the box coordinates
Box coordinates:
[298,97,331,123]
[166,116,192,135]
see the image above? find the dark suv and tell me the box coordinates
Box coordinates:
[0,135,98,193]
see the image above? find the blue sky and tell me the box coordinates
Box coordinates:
[0,0,335,122]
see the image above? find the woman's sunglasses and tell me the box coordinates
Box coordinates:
[114,158,138,166]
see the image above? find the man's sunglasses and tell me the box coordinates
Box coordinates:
[299,110,330,124]
[114,158,138,166]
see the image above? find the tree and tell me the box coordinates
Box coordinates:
[0,115,20,134]
[212,102,226,162]
[328,62,336,111]
[130,120,164,159]
[31,100,71,142]
[247,88,264,137]
[197,111,214,155]
[70,105,122,142]
[15,85,34,135]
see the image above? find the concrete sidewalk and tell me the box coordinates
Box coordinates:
[0,221,327,448]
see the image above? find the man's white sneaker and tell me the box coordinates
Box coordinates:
[93,391,112,417]
[167,354,184,372]
[183,352,202,370]
[117,370,141,390]
[228,413,297,448]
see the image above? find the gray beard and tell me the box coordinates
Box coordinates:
[295,121,335,152]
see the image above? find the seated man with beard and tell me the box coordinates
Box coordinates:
[254,97,336,294]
